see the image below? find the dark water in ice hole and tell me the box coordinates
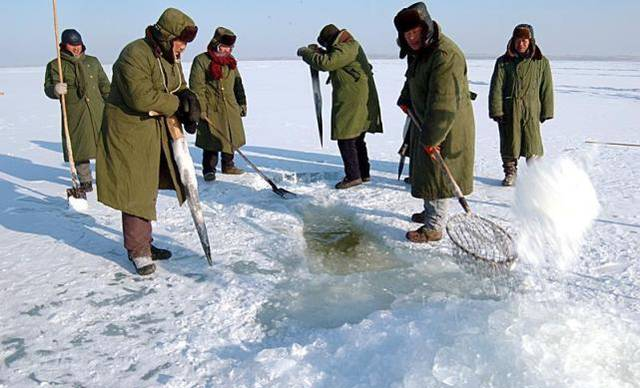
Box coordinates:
[301,206,402,276]
[256,205,518,333]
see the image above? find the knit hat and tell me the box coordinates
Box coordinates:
[61,29,83,46]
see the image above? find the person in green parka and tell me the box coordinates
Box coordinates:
[190,27,247,181]
[394,2,476,243]
[297,24,383,189]
[96,8,201,276]
[44,29,110,192]
[489,24,554,186]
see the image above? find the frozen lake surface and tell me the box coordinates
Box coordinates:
[0,58,639,387]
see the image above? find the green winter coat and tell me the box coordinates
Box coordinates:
[489,46,554,159]
[96,10,195,221]
[405,26,475,200]
[300,30,383,140]
[44,51,110,162]
[190,29,246,154]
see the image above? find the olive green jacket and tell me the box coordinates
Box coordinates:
[404,26,475,200]
[489,46,554,158]
[190,52,246,153]
[300,30,383,140]
[44,51,110,162]
[96,11,195,220]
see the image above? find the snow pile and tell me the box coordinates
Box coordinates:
[513,156,600,271]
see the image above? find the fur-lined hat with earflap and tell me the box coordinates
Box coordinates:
[393,2,435,59]
[504,23,543,60]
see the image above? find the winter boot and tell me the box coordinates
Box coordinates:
[151,245,172,261]
[411,211,426,223]
[222,166,244,175]
[128,254,155,276]
[405,226,443,243]
[80,181,93,192]
[501,160,517,187]
[204,172,216,182]
[335,177,363,190]
[362,176,371,183]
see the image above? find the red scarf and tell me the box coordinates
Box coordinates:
[207,46,237,80]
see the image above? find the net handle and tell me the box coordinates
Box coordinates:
[406,110,471,214]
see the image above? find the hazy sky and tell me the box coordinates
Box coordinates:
[1,0,639,67]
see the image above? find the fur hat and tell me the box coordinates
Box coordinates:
[513,24,534,40]
[505,24,542,60]
[211,26,237,48]
[393,2,435,58]
[317,24,341,47]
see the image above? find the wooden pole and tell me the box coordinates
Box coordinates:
[52,0,81,190]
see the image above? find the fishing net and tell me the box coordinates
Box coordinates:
[446,213,517,268]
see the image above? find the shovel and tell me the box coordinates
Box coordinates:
[201,116,297,199]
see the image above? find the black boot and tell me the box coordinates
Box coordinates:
[150,245,172,261]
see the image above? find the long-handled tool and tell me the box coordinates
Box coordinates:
[585,140,640,148]
[52,0,86,205]
[310,67,324,147]
[406,109,517,268]
[150,112,212,265]
[201,115,297,199]
[397,116,411,180]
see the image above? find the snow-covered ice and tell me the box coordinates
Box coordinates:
[0,58,639,387]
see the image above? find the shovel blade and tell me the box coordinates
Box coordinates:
[274,187,297,199]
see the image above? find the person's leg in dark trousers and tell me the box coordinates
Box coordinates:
[336,136,363,189]
[122,212,154,275]
[202,150,219,181]
[355,132,370,181]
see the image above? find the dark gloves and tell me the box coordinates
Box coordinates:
[240,105,247,117]
[174,89,201,134]
[492,116,504,124]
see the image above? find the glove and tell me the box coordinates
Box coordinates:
[540,117,547,124]
[492,116,504,124]
[174,89,201,134]
[54,82,67,98]
[297,47,310,57]
[399,104,409,114]
[423,145,441,160]
[240,105,247,117]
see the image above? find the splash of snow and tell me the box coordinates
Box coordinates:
[513,156,600,271]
